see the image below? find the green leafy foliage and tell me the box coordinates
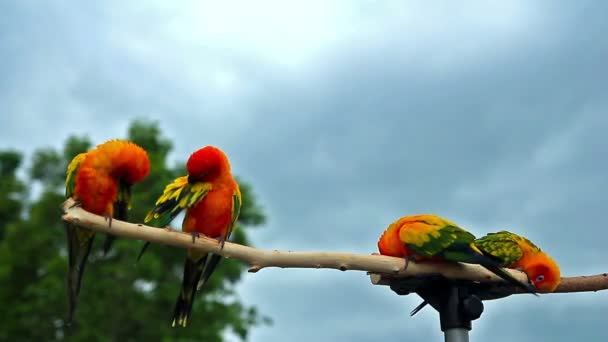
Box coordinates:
[0,150,26,241]
[0,120,269,341]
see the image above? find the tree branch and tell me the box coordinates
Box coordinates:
[61,198,608,296]
[370,272,608,300]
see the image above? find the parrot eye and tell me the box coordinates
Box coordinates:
[535,275,545,282]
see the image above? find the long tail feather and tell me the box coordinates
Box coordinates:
[197,254,223,290]
[467,250,538,295]
[135,241,151,263]
[102,235,116,256]
[481,262,538,295]
[104,194,129,256]
[66,224,95,325]
[171,254,208,327]
[410,300,428,316]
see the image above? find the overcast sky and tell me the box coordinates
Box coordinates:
[2,1,607,341]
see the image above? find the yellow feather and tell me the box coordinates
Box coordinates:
[398,214,458,247]
[65,152,89,198]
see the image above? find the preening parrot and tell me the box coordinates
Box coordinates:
[474,230,561,292]
[141,146,241,327]
[65,139,150,324]
[377,214,537,315]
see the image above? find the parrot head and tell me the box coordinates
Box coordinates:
[525,253,561,293]
[95,139,150,184]
[377,220,409,258]
[186,146,230,182]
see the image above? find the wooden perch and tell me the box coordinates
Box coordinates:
[370,272,608,300]
[61,198,608,296]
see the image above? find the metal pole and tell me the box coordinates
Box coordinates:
[388,276,485,342]
[444,328,469,342]
[438,285,483,342]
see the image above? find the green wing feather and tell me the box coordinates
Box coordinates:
[64,152,93,324]
[195,186,242,292]
[474,231,524,266]
[222,186,242,245]
[144,176,212,228]
[401,220,538,306]
[402,221,477,259]
[65,153,88,198]
[136,176,212,262]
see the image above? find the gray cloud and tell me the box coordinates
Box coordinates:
[1,1,607,341]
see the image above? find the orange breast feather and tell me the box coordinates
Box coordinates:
[183,185,238,238]
[377,221,408,258]
[74,158,118,216]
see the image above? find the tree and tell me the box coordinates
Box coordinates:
[0,119,269,341]
[0,150,26,241]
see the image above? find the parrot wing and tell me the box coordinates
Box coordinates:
[64,152,94,324]
[399,218,476,258]
[198,186,242,287]
[65,153,88,198]
[220,185,242,246]
[144,176,212,227]
[474,231,524,267]
[136,176,212,262]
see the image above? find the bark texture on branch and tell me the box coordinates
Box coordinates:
[61,198,608,295]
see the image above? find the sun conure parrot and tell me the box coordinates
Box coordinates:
[377,214,537,313]
[408,228,560,315]
[141,146,241,327]
[65,139,150,324]
[473,230,561,292]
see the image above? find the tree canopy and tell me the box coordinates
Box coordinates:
[0,119,269,341]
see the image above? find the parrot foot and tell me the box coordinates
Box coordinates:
[190,231,201,244]
[68,200,82,209]
[403,255,416,270]
[163,225,173,232]
[104,215,113,228]
[217,236,227,249]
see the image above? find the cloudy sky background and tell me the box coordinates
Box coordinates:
[2,1,607,341]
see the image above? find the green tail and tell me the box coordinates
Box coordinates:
[410,300,428,316]
[135,241,151,263]
[443,243,537,294]
[171,255,207,327]
[172,252,224,327]
[478,260,538,295]
[102,235,116,256]
[410,244,537,317]
[65,224,95,325]
[197,254,223,290]
[104,188,130,256]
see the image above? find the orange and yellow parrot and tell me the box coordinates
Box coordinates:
[65,139,150,324]
[408,227,559,315]
[377,214,536,293]
[474,230,561,293]
[142,146,241,327]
